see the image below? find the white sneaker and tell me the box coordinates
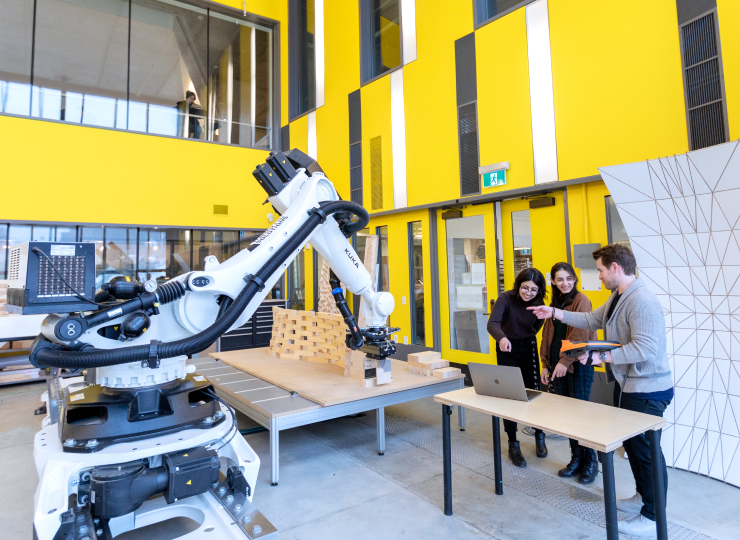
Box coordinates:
[618,514,656,538]
[617,492,643,514]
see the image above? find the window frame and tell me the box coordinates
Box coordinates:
[359,0,404,86]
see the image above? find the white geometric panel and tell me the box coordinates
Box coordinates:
[599,139,740,486]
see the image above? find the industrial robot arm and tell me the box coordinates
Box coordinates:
[26,149,397,376]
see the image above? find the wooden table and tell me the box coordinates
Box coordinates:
[194,348,466,485]
[434,387,668,540]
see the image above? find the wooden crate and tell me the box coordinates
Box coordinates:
[269,307,346,363]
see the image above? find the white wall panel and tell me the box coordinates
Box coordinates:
[526,0,558,184]
[600,139,740,486]
[390,69,407,209]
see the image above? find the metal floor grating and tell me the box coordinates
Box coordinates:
[347,410,716,540]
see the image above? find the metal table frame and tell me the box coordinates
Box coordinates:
[441,405,668,540]
[217,377,466,486]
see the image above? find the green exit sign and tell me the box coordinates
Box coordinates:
[483,169,507,188]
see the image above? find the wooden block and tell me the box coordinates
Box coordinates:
[407,351,442,365]
[432,367,462,379]
[408,365,434,376]
[416,358,449,370]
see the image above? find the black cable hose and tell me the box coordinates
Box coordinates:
[34,200,369,369]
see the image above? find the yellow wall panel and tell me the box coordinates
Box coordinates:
[476,8,535,193]
[361,76,394,211]
[404,0,473,207]
[718,0,740,140]
[0,115,272,229]
[549,0,688,180]
[565,181,612,338]
[290,113,309,155]
[315,0,361,200]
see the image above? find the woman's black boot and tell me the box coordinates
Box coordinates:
[535,430,548,458]
[558,440,581,478]
[578,448,599,484]
[508,441,527,468]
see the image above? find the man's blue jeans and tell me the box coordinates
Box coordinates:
[615,386,671,521]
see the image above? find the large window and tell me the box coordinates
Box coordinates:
[0,0,274,149]
[376,225,389,292]
[446,215,489,354]
[474,0,530,26]
[0,223,264,289]
[360,0,401,83]
[409,222,425,346]
[289,0,316,119]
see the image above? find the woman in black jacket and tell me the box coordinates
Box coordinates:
[487,268,548,468]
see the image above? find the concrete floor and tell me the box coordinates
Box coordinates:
[2,383,739,540]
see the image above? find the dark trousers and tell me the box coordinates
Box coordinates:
[615,385,671,521]
[496,337,541,438]
[550,336,595,450]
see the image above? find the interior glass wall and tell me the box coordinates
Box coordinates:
[409,222,425,346]
[0,0,34,116]
[446,215,489,354]
[0,223,268,289]
[511,210,533,275]
[129,0,208,137]
[0,0,272,149]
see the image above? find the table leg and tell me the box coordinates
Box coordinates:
[648,429,668,540]
[492,416,503,495]
[377,406,386,456]
[443,404,453,516]
[270,417,279,486]
[458,406,466,431]
[599,450,618,540]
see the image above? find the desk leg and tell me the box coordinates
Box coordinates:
[492,416,503,495]
[270,418,279,486]
[443,404,453,516]
[599,450,618,540]
[458,406,466,431]
[648,430,668,540]
[377,406,386,456]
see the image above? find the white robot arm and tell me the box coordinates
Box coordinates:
[29,149,397,382]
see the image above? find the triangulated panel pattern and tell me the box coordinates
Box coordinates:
[599,139,740,487]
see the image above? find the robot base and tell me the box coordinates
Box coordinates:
[33,404,276,540]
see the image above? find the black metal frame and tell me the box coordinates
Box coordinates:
[441,404,669,540]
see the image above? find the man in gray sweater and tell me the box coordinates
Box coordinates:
[529,244,672,538]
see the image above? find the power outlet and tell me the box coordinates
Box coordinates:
[402,296,407,305]
[403,336,408,345]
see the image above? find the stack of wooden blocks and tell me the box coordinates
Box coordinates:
[0,281,14,318]
[407,351,462,379]
[269,307,346,363]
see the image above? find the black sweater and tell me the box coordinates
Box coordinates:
[487,289,544,342]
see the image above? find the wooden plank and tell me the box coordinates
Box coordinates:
[434,387,666,453]
[433,367,461,379]
[210,347,464,407]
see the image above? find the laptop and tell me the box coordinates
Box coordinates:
[468,363,541,402]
